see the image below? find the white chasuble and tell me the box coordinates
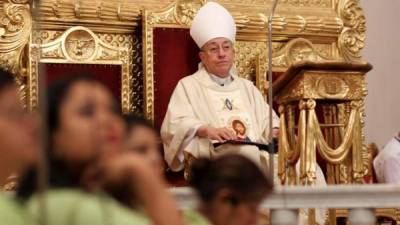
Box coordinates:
[205,88,256,142]
[161,66,279,172]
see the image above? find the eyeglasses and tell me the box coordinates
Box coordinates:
[201,43,234,55]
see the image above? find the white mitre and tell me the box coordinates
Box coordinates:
[190,2,236,48]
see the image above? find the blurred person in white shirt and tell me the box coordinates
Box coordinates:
[373,132,400,184]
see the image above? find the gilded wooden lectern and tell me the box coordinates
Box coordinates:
[274,61,372,186]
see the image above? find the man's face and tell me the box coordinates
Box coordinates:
[199,37,235,78]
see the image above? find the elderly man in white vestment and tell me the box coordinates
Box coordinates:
[373,132,400,184]
[161,2,279,173]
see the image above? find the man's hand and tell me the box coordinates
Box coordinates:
[196,125,237,142]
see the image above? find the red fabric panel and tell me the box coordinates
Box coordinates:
[153,28,200,130]
[153,28,200,186]
[39,63,122,102]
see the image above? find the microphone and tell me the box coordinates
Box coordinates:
[267,0,279,181]
[270,0,279,18]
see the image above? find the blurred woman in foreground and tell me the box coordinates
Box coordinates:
[18,75,183,225]
[0,69,38,225]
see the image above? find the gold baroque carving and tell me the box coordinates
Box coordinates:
[41,48,62,59]
[277,72,365,103]
[0,0,31,71]
[219,0,332,7]
[359,76,369,180]
[146,0,205,27]
[234,41,266,82]
[143,11,156,120]
[306,72,364,100]
[38,0,141,22]
[338,0,366,61]
[64,30,96,61]
[265,38,332,69]
[285,38,331,65]
[316,76,349,99]
[278,78,306,103]
[337,102,352,184]
[174,0,204,26]
[28,26,133,113]
[36,0,344,39]
[258,14,343,38]
[33,30,64,45]
[34,27,120,63]
[0,0,31,107]
[279,0,330,7]
[256,38,333,95]
[28,45,39,111]
[97,32,142,113]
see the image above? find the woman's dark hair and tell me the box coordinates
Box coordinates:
[124,114,157,135]
[18,74,116,200]
[47,75,100,134]
[0,69,16,91]
[188,154,272,204]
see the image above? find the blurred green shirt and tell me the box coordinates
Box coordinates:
[26,189,150,225]
[0,192,26,225]
[183,209,212,225]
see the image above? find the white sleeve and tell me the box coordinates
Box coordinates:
[383,157,400,184]
[177,124,203,163]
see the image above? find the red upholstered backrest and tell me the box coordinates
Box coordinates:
[152,28,200,186]
[40,63,122,102]
[153,28,200,130]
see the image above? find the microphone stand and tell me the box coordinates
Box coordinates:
[267,0,279,182]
